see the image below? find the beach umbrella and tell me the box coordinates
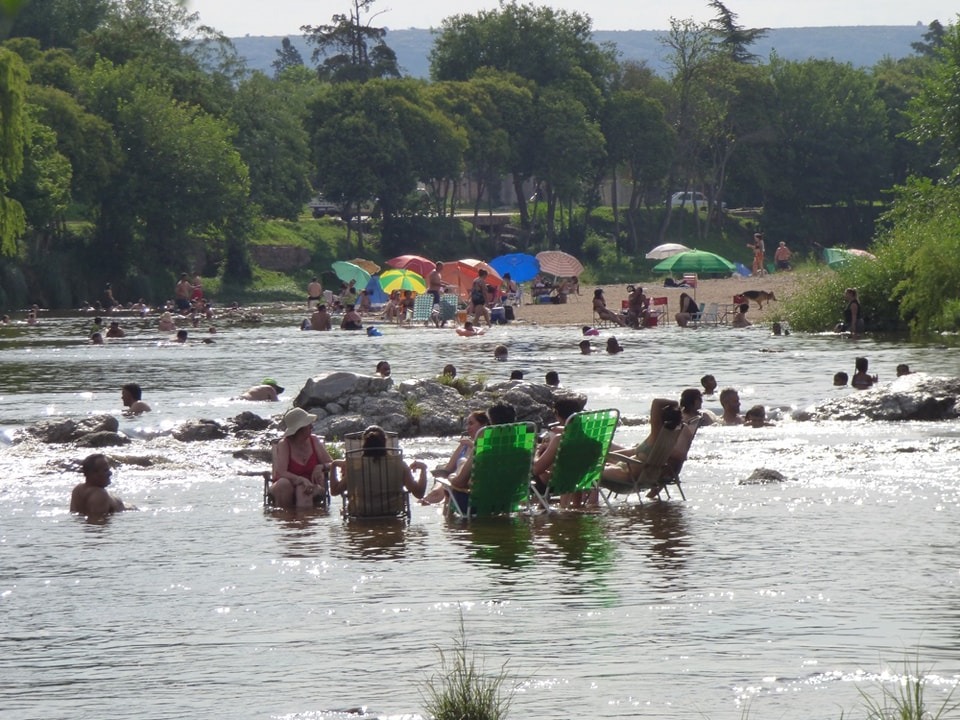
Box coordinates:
[489,253,540,283]
[652,250,736,275]
[645,243,691,260]
[536,250,584,278]
[379,268,427,294]
[439,260,479,300]
[332,260,371,287]
[385,254,436,278]
[824,247,877,268]
[349,258,380,274]
[364,274,388,304]
[460,258,503,287]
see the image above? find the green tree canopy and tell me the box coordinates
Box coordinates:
[301,0,399,83]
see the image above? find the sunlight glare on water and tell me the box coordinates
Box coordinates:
[2,306,960,719]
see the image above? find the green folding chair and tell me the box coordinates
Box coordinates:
[531,408,620,511]
[600,425,684,507]
[440,422,537,519]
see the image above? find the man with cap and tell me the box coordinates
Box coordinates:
[241,378,285,402]
[268,407,333,508]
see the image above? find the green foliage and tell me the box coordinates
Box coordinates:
[854,656,959,720]
[0,47,28,256]
[421,615,516,720]
[403,396,422,422]
[301,0,400,83]
[436,373,474,397]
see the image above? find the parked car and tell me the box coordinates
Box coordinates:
[670,191,726,212]
[308,195,342,218]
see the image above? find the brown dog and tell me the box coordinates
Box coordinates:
[741,290,777,309]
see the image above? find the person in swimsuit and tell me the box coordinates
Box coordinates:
[329,425,428,500]
[268,407,333,508]
[468,270,491,325]
[420,411,490,505]
[307,277,323,308]
[340,305,363,330]
[835,287,865,337]
[603,399,683,485]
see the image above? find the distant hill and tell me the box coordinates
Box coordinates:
[231,25,929,78]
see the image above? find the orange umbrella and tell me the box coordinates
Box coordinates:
[439,260,479,300]
[461,259,503,302]
[349,258,380,274]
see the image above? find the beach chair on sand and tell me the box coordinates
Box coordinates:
[338,448,411,519]
[530,409,620,511]
[599,426,685,507]
[438,422,537,519]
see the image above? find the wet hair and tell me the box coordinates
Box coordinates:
[700,374,717,392]
[361,425,388,458]
[855,356,869,373]
[375,360,390,376]
[81,453,107,476]
[545,370,560,387]
[493,344,508,359]
[679,388,702,412]
[896,363,911,377]
[719,388,739,406]
[122,382,142,400]
[579,339,591,350]
[745,405,766,421]
[833,371,849,386]
[555,397,585,421]
[661,405,683,430]
[606,337,622,353]
[487,401,516,425]
[510,369,524,380]
[442,364,457,378]
[176,329,188,341]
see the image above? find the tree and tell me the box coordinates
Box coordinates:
[907,21,960,177]
[5,0,110,49]
[602,89,674,252]
[301,0,399,83]
[0,47,28,256]
[708,0,767,64]
[230,71,312,220]
[911,20,946,58]
[272,37,303,78]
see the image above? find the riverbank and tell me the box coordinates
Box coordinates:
[517,270,816,327]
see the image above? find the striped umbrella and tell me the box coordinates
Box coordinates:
[535,250,584,278]
[379,268,427,294]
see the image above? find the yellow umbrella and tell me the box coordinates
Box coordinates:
[379,268,427,294]
[349,258,380,274]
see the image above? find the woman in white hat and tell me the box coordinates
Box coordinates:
[268,407,333,508]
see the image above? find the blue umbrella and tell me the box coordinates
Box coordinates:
[365,274,388,304]
[489,253,540,283]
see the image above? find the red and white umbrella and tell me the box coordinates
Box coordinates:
[535,250,584,278]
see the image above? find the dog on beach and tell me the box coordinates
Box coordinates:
[740,290,777,309]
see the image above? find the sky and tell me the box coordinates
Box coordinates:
[187,0,958,38]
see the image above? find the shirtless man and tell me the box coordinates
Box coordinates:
[70,453,128,517]
[174,273,192,312]
[121,382,151,414]
[241,378,284,401]
[310,303,332,331]
[719,388,742,425]
[427,262,447,306]
[307,277,323,308]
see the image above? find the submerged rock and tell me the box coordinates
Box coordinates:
[15,414,120,444]
[76,431,131,448]
[292,372,586,439]
[796,373,960,422]
[741,468,787,484]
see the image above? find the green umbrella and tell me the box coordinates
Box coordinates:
[824,247,877,268]
[653,250,736,275]
[332,260,372,287]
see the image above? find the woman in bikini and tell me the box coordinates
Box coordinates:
[268,407,333,508]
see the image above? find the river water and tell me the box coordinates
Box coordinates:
[2,307,960,720]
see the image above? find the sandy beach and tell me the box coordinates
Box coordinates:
[516,271,806,327]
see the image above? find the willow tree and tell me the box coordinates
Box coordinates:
[0,47,28,256]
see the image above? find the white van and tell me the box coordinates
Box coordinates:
[670,192,726,211]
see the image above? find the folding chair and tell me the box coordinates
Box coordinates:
[650,296,669,325]
[530,409,620,511]
[599,426,684,507]
[338,448,411,519]
[438,422,537,519]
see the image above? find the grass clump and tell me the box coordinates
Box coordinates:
[422,616,516,720]
[852,656,959,720]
